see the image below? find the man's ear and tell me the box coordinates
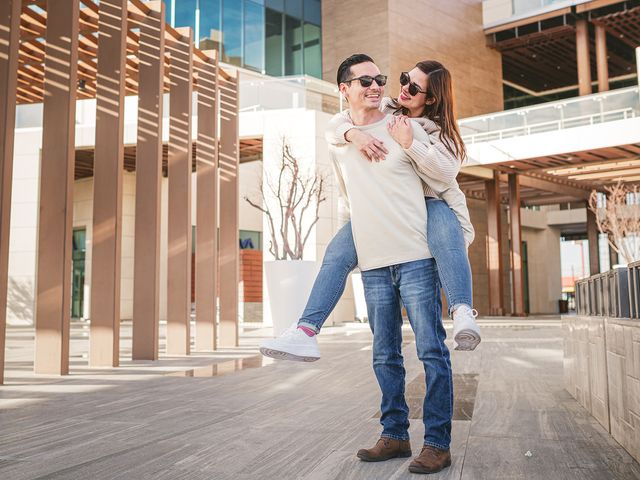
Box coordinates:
[339,83,348,96]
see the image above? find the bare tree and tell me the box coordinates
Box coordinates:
[244,138,327,260]
[588,181,640,265]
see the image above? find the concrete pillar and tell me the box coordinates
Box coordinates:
[576,19,592,96]
[195,52,219,351]
[218,71,240,347]
[508,174,526,316]
[89,0,127,368]
[485,172,505,316]
[587,207,600,275]
[132,1,165,360]
[34,1,80,375]
[595,24,609,92]
[0,0,21,384]
[166,28,193,355]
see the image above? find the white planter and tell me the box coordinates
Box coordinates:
[264,260,319,336]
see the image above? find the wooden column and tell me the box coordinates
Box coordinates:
[34,1,79,375]
[218,71,240,347]
[587,206,600,275]
[0,0,21,384]
[595,24,609,92]
[508,174,526,316]
[576,19,592,96]
[132,1,165,360]
[195,51,219,351]
[485,172,504,316]
[166,28,193,355]
[89,0,127,368]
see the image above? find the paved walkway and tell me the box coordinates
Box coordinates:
[1,317,640,479]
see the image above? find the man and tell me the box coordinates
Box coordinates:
[330,54,453,475]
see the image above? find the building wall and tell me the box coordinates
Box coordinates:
[321,0,390,87]
[322,0,503,118]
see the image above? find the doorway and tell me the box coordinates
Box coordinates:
[72,228,86,319]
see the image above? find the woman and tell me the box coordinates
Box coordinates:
[260,60,480,360]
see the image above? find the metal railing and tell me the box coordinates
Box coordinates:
[459,86,640,144]
[575,266,633,319]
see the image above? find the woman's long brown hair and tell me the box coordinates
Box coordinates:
[393,60,467,162]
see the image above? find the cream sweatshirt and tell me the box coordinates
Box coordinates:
[326,97,475,246]
[329,114,433,271]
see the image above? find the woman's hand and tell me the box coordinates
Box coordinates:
[387,115,414,149]
[345,128,388,162]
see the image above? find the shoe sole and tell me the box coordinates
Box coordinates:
[408,459,452,474]
[454,329,481,351]
[357,451,412,462]
[259,347,319,362]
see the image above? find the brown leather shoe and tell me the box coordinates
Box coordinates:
[357,437,412,462]
[408,445,451,474]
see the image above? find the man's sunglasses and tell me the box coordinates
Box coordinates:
[400,71,427,96]
[343,74,387,88]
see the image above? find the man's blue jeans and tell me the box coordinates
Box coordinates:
[298,198,473,334]
[362,258,453,449]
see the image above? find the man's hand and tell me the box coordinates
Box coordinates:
[387,115,413,149]
[345,128,388,162]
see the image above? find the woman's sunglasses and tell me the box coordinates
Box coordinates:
[343,74,388,88]
[400,72,427,96]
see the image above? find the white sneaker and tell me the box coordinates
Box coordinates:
[260,322,321,362]
[452,305,481,351]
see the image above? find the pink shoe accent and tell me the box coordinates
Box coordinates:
[297,325,316,337]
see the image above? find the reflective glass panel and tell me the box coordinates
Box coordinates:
[284,15,303,75]
[285,0,303,17]
[303,0,321,25]
[174,0,197,29]
[303,22,321,78]
[265,8,283,76]
[198,0,221,52]
[244,0,265,72]
[222,0,243,66]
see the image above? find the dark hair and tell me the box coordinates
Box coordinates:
[336,53,375,86]
[393,60,467,161]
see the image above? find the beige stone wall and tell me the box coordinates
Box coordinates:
[322,0,503,118]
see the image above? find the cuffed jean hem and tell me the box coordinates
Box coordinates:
[424,440,450,451]
[448,302,473,318]
[381,433,410,441]
[297,320,321,334]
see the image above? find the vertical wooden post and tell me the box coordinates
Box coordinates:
[166,28,193,355]
[89,0,127,368]
[218,71,240,347]
[508,174,525,316]
[133,1,165,360]
[195,51,219,351]
[485,171,504,316]
[587,206,600,275]
[595,24,609,92]
[576,18,592,96]
[34,1,80,375]
[0,0,21,384]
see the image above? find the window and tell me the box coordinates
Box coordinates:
[222,0,243,66]
[174,0,197,30]
[198,0,221,51]
[265,8,283,76]
[244,0,265,72]
[284,15,303,75]
[303,22,321,78]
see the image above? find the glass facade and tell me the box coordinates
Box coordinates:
[167,0,322,78]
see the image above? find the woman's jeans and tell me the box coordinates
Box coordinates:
[298,198,473,334]
[362,259,452,449]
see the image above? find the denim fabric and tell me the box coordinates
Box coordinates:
[425,198,473,316]
[298,197,473,332]
[298,222,358,334]
[362,259,453,449]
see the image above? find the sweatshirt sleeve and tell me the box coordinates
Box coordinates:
[325,110,355,146]
[329,148,351,227]
[403,124,460,186]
